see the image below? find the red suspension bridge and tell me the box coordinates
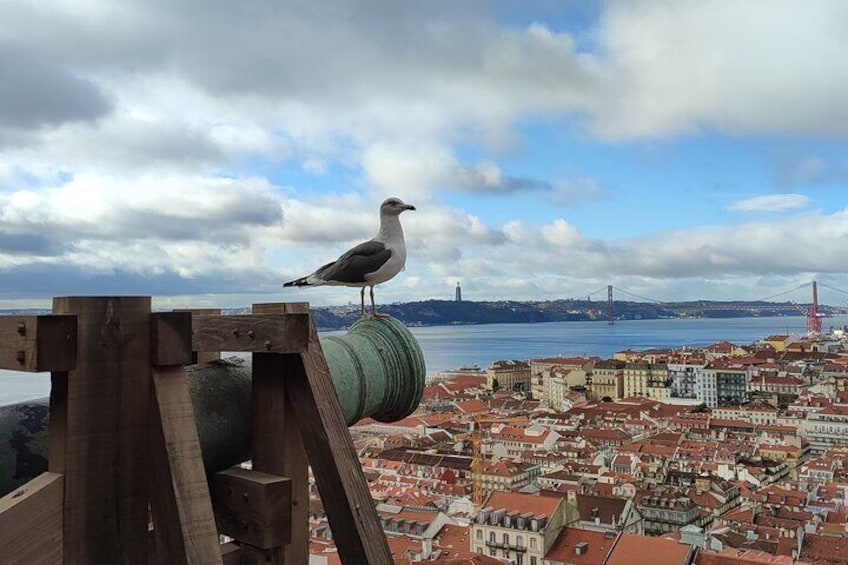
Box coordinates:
[574,280,848,333]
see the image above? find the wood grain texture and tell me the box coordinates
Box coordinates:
[174,309,221,364]
[252,303,311,565]
[191,313,309,354]
[151,312,193,367]
[48,371,68,474]
[52,296,151,565]
[0,472,63,565]
[286,315,393,565]
[220,542,243,565]
[149,365,222,565]
[0,314,76,372]
[212,468,291,549]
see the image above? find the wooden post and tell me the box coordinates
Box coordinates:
[174,308,221,364]
[251,302,310,565]
[148,312,222,565]
[52,297,152,565]
[285,310,394,564]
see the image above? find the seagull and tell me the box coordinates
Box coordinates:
[284,197,416,317]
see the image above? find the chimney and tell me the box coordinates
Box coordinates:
[575,541,589,556]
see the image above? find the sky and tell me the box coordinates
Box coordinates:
[1,0,847,309]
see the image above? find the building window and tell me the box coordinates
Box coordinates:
[490,532,496,542]
[531,557,537,565]
[476,529,482,540]
[530,537,537,549]
[503,533,509,545]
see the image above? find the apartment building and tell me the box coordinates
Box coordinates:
[531,357,595,405]
[589,359,625,400]
[472,491,573,565]
[667,360,704,399]
[624,363,669,399]
[488,424,561,458]
[801,405,848,453]
[488,360,532,392]
[696,366,718,408]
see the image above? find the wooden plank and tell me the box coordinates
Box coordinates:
[52,296,151,564]
[220,542,244,565]
[191,313,309,354]
[175,309,221,364]
[240,544,284,565]
[149,365,223,565]
[48,371,68,474]
[212,468,291,549]
[0,314,76,372]
[286,314,393,565]
[252,303,310,565]
[0,472,63,565]
[151,312,193,366]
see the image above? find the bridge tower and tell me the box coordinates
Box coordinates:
[807,280,822,334]
[607,285,614,325]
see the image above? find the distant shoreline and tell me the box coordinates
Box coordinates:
[312,298,843,332]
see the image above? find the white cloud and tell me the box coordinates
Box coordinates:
[591,0,848,139]
[362,143,550,200]
[729,194,810,213]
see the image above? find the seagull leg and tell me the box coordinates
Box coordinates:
[371,285,389,318]
[360,287,366,318]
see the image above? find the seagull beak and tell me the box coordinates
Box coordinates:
[404,204,416,211]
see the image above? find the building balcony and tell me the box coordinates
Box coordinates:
[485,539,528,552]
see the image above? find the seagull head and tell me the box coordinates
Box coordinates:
[380,197,416,216]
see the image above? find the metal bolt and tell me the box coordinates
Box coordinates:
[264,340,272,350]
[16,323,25,337]
[247,330,255,339]
[232,328,240,338]
[16,351,25,364]
[242,492,249,502]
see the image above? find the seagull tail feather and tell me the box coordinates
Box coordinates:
[283,277,312,287]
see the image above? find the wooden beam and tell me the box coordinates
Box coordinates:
[0,314,76,372]
[52,297,151,564]
[48,371,68,475]
[252,303,311,565]
[0,472,63,565]
[149,365,222,565]
[175,309,221,363]
[191,313,309,354]
[286,315,393,565]
[220,542,244,565]
[212,468,291,550]
[151,312,193,367]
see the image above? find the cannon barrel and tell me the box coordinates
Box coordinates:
[0,316,425,497]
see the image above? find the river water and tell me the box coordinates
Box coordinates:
[2,315,845,404]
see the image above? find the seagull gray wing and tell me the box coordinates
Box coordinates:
[315,240,392,283]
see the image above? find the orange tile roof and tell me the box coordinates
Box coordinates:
[696,548,793,564]
[545,527,618,564]
[607,533,693,565]
[801,532,848,562]
[483,491,562,518]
